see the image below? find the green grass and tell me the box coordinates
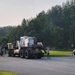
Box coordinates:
[0,70,20,75]
[43,50,73,57]
[50,50,72,56]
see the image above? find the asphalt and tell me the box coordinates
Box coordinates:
[0,55,75,75]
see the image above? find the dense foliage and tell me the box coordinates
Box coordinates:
[0,0,75,49]
[0,26,15,46]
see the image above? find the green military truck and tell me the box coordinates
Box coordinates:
[7,36,44,59]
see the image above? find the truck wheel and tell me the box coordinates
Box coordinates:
[20,51,25,58]
[12,51,15,57]
[8,54,12,57]
[12,53,15,57]
[37,56,41,59]
[8,51,12,57]
[25,50,30,59]
[37,54,42,59]
[18,54,20,57]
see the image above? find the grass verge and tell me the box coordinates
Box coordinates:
[0,70,20,75]
[43,50,73,57]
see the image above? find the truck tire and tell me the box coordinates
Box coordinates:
[25,50,31,59]
[12,52,15,57]
[20,50,25,58]
[37,57,41,59]
[10,50,15,57]
[37,54,42,59]
[8,51,12,57]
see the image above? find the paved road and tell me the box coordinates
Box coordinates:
[0,56,75,75]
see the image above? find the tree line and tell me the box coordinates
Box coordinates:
[0,0,75,49]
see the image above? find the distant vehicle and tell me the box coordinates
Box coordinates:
[7,36,44,59]
[73,49,75,55]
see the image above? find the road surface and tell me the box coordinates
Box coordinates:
[0,56,75,75]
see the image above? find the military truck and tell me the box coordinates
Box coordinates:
[7,36,44,59]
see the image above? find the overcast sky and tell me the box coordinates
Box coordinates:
[0,0,67,27]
